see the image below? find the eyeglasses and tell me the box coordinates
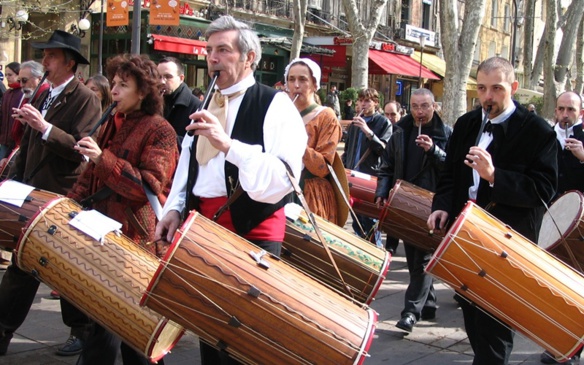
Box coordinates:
[18,78,29,84]
[411,103,432,111]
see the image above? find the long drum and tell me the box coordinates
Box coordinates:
[538,190,584,272]
[346,169,380,219]
[283,212,390,304]
[0,180,59,250]
[427,202,584,361]
[141,211,377,365]
[379,180,443,252]
[0,147,19,181]
[16,197,184,361]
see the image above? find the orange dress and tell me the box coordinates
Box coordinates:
[301,106,342,224]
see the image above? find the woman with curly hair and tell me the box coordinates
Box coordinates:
[69,54,178,365]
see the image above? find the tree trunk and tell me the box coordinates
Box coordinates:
[529,24,547,90]
[542,0,559,119]
[554,0,584,90]
[575,17,584,94]
[290,0,307,60]
[522,0,536,88]
[341,0,389,89]
[439,0,487,125]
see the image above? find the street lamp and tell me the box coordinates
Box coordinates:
[418,34,426,88]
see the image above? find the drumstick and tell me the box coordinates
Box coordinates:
[28,71,48,103]
[187,71,220,137]
[87,101,118,138]
[474,105,492,146]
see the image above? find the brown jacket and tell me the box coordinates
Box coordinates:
[10,78,101,194]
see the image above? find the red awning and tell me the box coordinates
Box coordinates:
[307,46,346,68]
[150,34,207,56]
[368,49,439,80]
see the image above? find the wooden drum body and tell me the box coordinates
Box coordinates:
[427,202,584,361]
[0,147,19,181]
[346,169,380,219]
[15,197,184,361]
[283,213,390,304]
[538,191,584,272]
[379,180,443,252]
[141,212,377,365]
[0,180,59,250]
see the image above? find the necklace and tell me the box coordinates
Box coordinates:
[300,104,319,117]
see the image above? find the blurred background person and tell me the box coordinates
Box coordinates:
[285,58,343,224]
[70,54,178,365]
[85,74,113,111]
[0,62,22,160]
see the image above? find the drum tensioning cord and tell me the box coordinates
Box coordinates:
[281,161,355,299]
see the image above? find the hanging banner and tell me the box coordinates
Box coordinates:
[150,0,180,26]
[107,0,130,27]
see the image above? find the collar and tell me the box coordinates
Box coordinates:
[554,119,582,140]
[481,103,516,134]
[166,82,191,106]
[218,73,255,96]
[50,75,75,95]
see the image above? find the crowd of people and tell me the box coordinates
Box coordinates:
[0,14,582,365]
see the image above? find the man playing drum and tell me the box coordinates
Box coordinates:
[0,31,102,357]
[155,15,306,365]
[375,88,451,332]
[539,91,584,365]
[427,57,557,365]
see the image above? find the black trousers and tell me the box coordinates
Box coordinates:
[457,295,514,365]
[199,239,281,365]
[0,256,89,339]
[401,242,437,319]
[76,323,163,365]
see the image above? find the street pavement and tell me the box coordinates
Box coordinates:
[0,240,547,365]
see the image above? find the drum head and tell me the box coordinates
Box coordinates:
[539,191,584,250]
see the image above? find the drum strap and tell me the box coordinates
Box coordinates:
[23,153,56,184]
[281,160,355,299]
[353,147,371,170]
[212,185,244,222]
[327,164,366,236]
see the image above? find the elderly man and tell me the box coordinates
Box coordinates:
[428,57,557,365]
[158,56,201,149]
[155,15,306,365]
[376,89,451,332]
[0,30,101,356]
[383,100,402,126]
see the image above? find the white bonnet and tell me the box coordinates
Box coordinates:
[284,58,321,91]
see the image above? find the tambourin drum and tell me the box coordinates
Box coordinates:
[283,213,390,304]
[427,202,584,361]
[0,180,59,250]
[379,180,443,252]
[346,169,380,219]
[15,197,184,361]
[0,147,19,181]
[141,212,377,365]
[538,190,584,272]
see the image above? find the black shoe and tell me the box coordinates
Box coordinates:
[421,307,437,320]
[56,335,84,356]
[396,313,416,333]
[0,330,13,356]
[540,350,580,364]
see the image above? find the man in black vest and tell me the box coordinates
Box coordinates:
[155,15,306,365]
[540,91,584,365]
[428,57,557,365]
[158,56,201,150]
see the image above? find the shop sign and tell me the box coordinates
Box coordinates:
[333,37,353,45]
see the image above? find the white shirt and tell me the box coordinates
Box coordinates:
[468,104,516,200]
[163,73,307,216]
[41,75,75,140]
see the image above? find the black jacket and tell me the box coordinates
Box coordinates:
[557,123,584,196]
[163,82,201,148]
[375,112,451,199]
[432,102,557,242]
[342,113,392,176]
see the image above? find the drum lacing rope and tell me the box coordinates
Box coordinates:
[546,202,584,273]
[429,218,584,353]
[145,226,368,356]
[20,207,164,341]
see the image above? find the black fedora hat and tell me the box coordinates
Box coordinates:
[31,30,90,65]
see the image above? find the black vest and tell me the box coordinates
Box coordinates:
[188,83,291,235]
